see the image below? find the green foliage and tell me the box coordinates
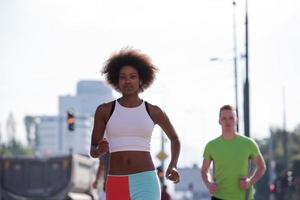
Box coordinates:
[0,140,33,156]
[254,125,300,200]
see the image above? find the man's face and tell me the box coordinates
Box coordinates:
[219,109,237,130]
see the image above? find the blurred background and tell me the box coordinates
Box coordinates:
[1,0,300,199]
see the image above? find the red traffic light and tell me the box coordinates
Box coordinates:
[67,112,75,131]
[269,183,276,193]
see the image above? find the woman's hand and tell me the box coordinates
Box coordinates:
[92,180,99,189]
[165,166,180,184]
[97,139,109,156]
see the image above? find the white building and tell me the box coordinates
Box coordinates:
[36,116,60,155]
[174,166,210,200]
[27,80,114,156]
[35,115,94,155]
[59,80,113,117]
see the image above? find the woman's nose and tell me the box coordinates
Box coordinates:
[125,78,131,83]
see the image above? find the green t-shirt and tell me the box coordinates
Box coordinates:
[203,134,260,200]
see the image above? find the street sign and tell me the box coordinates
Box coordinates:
[156,151,168,161]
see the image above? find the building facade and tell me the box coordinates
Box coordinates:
[26,80,114,156]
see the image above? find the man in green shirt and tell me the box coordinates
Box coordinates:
[201,105,266,200]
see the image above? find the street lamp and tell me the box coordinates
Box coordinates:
[209,0,240,132]
[232,0,239,132]
[209,56,240,132]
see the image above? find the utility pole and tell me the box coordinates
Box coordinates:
[243,4,253,198]
[6,112,16,144]
[59,115,63,154]
[156,129,167,185]
[232,0,239,132]
[244,0,250,137]
[269,130,276,200]
[0,123,2,145]
[282,87,288,172]
[161,130,165,170]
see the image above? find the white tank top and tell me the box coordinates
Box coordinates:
[106,100,155,153]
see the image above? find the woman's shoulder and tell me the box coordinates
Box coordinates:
[144,101,166,124]
[95,100,116,116]
[144,101,163,115]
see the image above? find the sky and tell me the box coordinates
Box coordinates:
[1,0,300,168]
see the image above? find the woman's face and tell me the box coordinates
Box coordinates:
[118,65,141,95]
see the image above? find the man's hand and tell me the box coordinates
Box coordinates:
[208,182,217,195]
[239,176,252,190]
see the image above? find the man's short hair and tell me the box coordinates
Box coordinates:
[219,105,236,118]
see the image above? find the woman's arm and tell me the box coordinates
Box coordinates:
[149,104,181,183]
[90,104,109,158]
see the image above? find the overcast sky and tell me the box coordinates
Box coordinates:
[1,0,300,167]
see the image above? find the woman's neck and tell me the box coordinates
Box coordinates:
[118,95,142,107]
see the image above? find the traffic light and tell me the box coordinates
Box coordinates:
[67,112,75,131]
[269,182,276,193]
[286,170,293,187]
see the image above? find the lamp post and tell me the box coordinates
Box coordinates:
[209,56,239,132]
[232,0,239,132]
[244,0,250,137]
[282,87,288,172]
[209,0,240,132]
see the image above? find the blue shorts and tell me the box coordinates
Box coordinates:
[106,170,161,200]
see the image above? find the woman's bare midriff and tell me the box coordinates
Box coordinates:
[109,151,155,175]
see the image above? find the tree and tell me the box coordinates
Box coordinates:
[0,140,33,156]
[254,125,300,200]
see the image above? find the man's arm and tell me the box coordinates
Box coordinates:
[201,159,217,195]
[240,153,266,189]
[249,153,266,185]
